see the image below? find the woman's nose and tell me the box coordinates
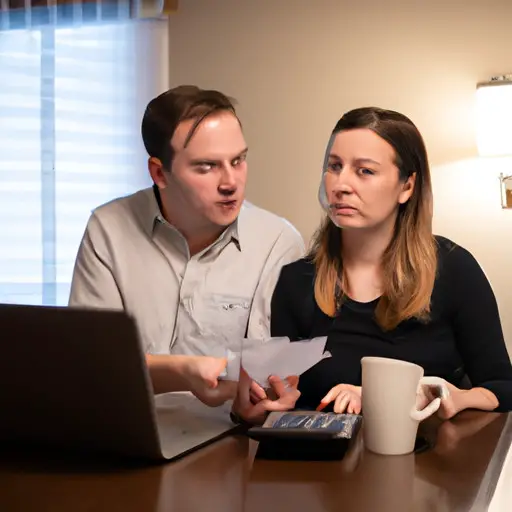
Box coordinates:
[329,174,354,196]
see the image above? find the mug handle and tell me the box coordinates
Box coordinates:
[410,376,450,422]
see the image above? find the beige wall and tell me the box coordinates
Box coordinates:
[169,0,512,347]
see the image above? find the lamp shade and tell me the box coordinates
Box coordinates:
[476,80,512,157]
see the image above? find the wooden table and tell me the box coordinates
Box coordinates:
[0,411,510,512]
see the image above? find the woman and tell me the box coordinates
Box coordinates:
[269,107,512,419]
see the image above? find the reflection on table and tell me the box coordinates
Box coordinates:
[0,411,509,512]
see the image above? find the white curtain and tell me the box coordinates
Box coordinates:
[0,10,168,306]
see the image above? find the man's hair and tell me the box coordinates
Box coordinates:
[141,85,238,170]
[310,107,437,331]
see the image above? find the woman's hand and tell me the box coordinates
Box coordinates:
[232,368,300,425]
[434,410,501,455]
[317,384,362,414]
[418,380,499,420]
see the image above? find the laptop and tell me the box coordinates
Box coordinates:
[0,303,239,462]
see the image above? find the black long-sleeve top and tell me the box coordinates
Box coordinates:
[270,236,512,412]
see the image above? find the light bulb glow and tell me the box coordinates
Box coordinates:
[476,82,512,157]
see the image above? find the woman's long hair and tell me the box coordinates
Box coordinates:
[311,107,437,331]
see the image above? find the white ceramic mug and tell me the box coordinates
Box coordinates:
[361,356,449,455]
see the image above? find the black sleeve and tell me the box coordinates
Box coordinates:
[270,259,321,341]
[270,265,303,340]
[448,246,512,411]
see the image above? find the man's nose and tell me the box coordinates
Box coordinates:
[218,166,237,193]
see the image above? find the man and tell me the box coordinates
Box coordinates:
[68,85,304,407]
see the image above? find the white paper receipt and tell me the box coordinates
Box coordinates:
[220,336,331,387]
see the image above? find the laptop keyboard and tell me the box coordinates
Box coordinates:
[153,392,235,459]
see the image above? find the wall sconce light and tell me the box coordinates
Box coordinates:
[476,74,512,208]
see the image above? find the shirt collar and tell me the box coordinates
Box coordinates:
[143,185,242,252]
[139,185,163,235]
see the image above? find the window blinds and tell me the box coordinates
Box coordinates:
[0,14,167,305]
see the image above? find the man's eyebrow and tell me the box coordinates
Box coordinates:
[189,147,248,165]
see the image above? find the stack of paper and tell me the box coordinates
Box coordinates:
[221,336,331,387]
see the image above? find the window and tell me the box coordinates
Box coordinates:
[0,15,168,306]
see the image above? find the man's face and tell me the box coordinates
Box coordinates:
[158,111,248,231]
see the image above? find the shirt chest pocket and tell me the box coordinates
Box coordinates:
[194,293,252,342]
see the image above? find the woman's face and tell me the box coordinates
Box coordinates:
[323,128,415,230]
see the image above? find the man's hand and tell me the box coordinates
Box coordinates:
[146,354,237,407]
[232,368,300,425]
[182,356,238,407]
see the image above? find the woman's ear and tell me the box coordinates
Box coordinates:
[398,172,416,204]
